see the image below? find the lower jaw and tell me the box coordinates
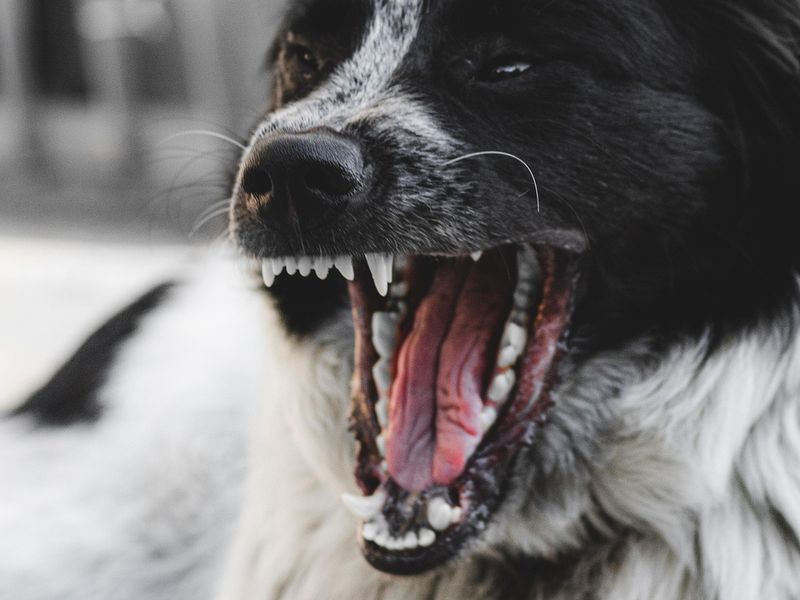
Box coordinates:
[346,243,581,575]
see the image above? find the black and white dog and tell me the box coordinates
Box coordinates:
[3,0,800,598]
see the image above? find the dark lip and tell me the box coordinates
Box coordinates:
[348,244,583,575]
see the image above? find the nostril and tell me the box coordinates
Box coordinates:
[304,165,358,197]
[241,168,273,197]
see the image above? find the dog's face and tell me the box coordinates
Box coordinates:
[230,0,800,576]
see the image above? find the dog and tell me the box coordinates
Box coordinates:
[2,0,800,598]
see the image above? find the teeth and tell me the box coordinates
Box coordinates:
[403,531,419,550]
[502,322,527,353]
[418,528,436,547]
[363,520,435,551]
[313,257,332,279]
[334,256,355,280]
[372,312,400,357]
[487,369,516,403]
[366,254,394,296]
[480,406,497,432]
[376,433,386,456]
[427,497,461,531]
[497,345,519,369]
[470,251,483,262]
[258,254,400,286]
[375,397,388,428]
[517,246,540,282]
[297,257,312,277]
[362,522,378,541]
[427,498,452,531]
[374,530,389,547]
[270,258,284,276]
[372,359,392,396]
[261,260,275,287]
[341,489,387,520]
[496,323,526,369]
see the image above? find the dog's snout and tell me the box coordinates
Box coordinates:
[238,129,365,228]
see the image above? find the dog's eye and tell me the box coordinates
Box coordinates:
[286,43,320,80]
[478,57,533,82]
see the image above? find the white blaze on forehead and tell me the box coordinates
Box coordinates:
[251,0,426,143]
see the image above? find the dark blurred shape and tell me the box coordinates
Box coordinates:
[0,0,283,243]
[32,0,88,99]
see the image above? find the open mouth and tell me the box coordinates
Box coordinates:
[260,243,581,574]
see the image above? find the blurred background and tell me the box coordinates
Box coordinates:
[0,0,283,408]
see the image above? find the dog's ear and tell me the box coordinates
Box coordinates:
[700,1,800,146]
[675,0,800,268]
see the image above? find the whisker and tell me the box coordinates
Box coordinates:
[191,206,232,236]
[442,150,541,212]
[156,130,247,151]
[194,199,232,223]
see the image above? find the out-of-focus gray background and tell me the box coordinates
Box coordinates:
[0,0,283,408]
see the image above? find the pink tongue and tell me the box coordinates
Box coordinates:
[385,259,513,491]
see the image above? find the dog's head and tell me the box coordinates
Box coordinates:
[229,0,800,576]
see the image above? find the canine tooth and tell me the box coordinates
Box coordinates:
[497,345,520,369]
[297,257,312,277]
[470,251,483,262]
[487,370,516,403]
[372,359,392,395]
[366,253,393,296]
[284,257,298,275]
[340,489,387,520]
[334,256,355,280]
[261,261,276,287]
[403,531,419,549]
[418,528,436,547]
[372,312,399,357]
[313,257,332,279]
[427,497,454,531]
[376,434,386,456]
[362,521,378,541]
[480,406,497,433]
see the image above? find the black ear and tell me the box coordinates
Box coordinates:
[674,0,800,267]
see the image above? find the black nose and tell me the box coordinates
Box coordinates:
[238,129,365,228]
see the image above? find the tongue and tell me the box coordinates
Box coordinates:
[386,257,514,491]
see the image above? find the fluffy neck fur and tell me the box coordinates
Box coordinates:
[217,293,800,600]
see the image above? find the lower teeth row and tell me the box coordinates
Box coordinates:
[354,495,462,552]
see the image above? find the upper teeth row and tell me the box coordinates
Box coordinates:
[260,252,484,296]
[260,254,395,295]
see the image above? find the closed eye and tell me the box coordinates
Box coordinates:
[477,57,533,82]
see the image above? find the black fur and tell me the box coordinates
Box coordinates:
[11,283,174,426]
[238,0,800,361]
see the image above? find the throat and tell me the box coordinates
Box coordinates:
[386,257,514,490]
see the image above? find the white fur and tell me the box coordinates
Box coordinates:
[217,295,800,599]
[2,250,799,599]
[0,256,267,600]
[252,0,425,142]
